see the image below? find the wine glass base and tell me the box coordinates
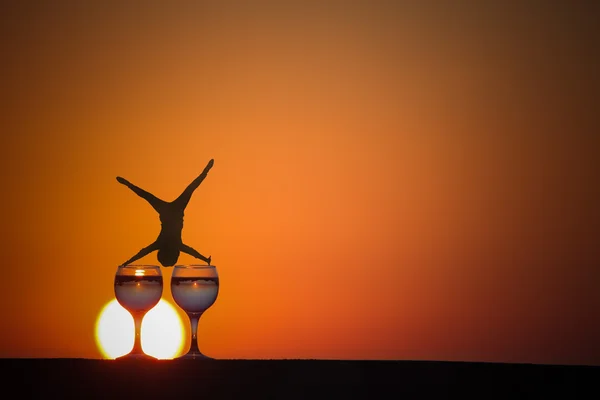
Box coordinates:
[176,352,214,360]
[115,352,158,361]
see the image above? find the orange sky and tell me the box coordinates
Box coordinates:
[1,2,599,365]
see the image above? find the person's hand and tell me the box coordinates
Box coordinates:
[207,256,212,265]
[116,176,128,185]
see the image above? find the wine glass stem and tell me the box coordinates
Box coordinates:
[131,311,146,355]
[188,313,202,354]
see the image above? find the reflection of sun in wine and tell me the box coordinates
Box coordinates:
[95,298,185,359]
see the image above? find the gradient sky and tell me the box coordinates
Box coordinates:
[1,2,599,365]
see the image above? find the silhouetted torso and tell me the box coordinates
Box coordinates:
[157,206,185,243]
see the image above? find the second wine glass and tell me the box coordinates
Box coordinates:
[171,264,219,359]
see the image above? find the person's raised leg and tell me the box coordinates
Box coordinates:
[172,159,214,210]
[117,177,167,213]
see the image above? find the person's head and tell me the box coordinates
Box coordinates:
[157,247,180,267]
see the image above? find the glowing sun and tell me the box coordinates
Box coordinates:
[95,298,185,359]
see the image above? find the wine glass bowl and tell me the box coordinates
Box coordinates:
[171,265,219,359]
[114,264,163,360]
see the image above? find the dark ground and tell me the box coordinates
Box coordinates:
[2,359,598,398]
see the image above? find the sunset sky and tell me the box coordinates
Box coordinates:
[1,2,598,365]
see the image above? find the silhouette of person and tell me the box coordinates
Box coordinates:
[117,159,214,267]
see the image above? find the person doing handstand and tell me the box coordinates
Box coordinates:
[117,159,214,267]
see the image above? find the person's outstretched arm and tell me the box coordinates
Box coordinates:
[180,243,211,265]
[116,177,167,213]
[172,159,214,210]
[120,242,159,267]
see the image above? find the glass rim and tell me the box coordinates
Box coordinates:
[173,264,216,269]
[117,264,162,269]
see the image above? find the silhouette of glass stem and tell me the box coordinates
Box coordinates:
[187,313,202,355]
[130,311,147,356]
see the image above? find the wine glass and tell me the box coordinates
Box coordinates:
[114,264,163,360]
[171,264,219,359]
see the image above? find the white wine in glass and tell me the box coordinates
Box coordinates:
[114,264,163,360]
[171,265,219,359]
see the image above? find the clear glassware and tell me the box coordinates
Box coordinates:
[114,264,163,360]
[171,265,219,359]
